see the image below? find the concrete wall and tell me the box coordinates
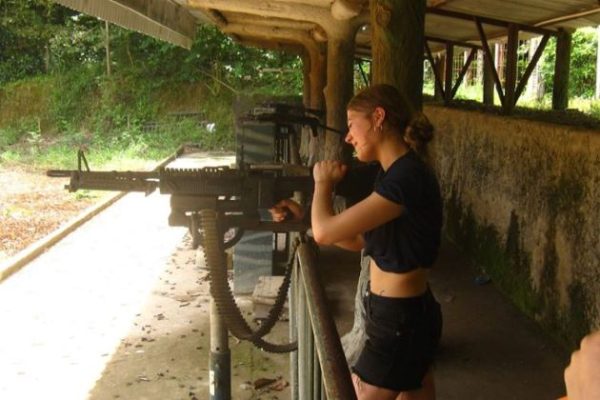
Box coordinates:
[426,105,600,348]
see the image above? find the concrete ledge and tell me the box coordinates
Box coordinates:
[0,191,127,283]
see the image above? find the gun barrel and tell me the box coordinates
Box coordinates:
[47,170,75,178]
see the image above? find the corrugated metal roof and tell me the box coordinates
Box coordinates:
[51,0,600,52]
[54,0,196,49]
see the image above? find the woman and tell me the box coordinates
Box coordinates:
[325,83,442,400]
[272,84,442,399]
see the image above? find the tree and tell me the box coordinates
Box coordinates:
[0,0,75,82]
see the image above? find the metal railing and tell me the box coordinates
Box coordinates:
[289,240,357,400]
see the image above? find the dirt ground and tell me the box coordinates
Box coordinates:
[0,164,102,262]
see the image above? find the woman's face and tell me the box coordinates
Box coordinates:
[345,109,377,162]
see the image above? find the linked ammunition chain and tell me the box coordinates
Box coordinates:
[200,209,297,353]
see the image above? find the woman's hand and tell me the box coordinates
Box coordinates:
[268,199,304,222]
[313,160,348,185]
[564,330,600,400]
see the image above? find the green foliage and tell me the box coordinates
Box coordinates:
[0,1,301,169]
[541,28,598,99]
[0,0,76,82]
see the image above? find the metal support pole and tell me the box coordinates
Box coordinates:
[290,254,299,400]
[210,298,231,400]
[313,335,322,400]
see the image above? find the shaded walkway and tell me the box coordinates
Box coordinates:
[431,243,568,399]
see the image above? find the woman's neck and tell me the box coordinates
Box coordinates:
[378,134,410,171]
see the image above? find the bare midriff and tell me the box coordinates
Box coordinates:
[369,259,429,298]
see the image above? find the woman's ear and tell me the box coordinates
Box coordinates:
[373,106,386,127]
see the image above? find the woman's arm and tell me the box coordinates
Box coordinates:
[311,161,404,245]
[333,235,365,252]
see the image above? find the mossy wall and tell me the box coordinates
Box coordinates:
[425,105,600,349]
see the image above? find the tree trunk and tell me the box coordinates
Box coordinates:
[553,29,571,111]
[323,27,356,161]
[596,25,600,99]
[370,0,425,109]
[483,48,495,105]
[105,21,112,77]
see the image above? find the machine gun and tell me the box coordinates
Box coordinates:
[47,148,312,353]
[48,149,312,247]
[239,102,345,138]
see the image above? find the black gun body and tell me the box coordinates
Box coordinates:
[47,167,313,234]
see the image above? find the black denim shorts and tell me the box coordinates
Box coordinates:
[352,286,442,392]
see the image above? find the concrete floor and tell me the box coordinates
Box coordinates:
[0,154,569,399]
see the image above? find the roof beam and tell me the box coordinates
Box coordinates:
[222,23,322,54]
[534,6,600,28]
[426,35,482,50]
[186,0,369,37]
[54,0,196,48]
[331,0,363,20]
[426,7,558,37]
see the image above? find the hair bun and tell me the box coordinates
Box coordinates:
[408,113,434,144]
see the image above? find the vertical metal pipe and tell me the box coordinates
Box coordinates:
[305,305,315,399]
[290,256,299,400]
[210,298,231,400]
[297,244,357,399]
[297,274,309,400]
[313,335,322,400]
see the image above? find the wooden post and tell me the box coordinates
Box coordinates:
[308,45,327,165]
[444,43,454,104]
[324,26,356,161]
[483,49,495,105]
[435,53,445,101]
[553,29,571,111]
[370,0,426,110]
[503,24,519,114]
[309,46,327,111]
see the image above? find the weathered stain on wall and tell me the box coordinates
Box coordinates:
[425,105,600,348]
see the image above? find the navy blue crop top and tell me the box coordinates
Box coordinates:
[363,151,442,273]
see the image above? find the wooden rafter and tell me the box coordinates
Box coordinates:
[451,47,476,99]
[424,41,445,99]
[426,36,482,50]
[475,18,505,107]
[513,34,550,105]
